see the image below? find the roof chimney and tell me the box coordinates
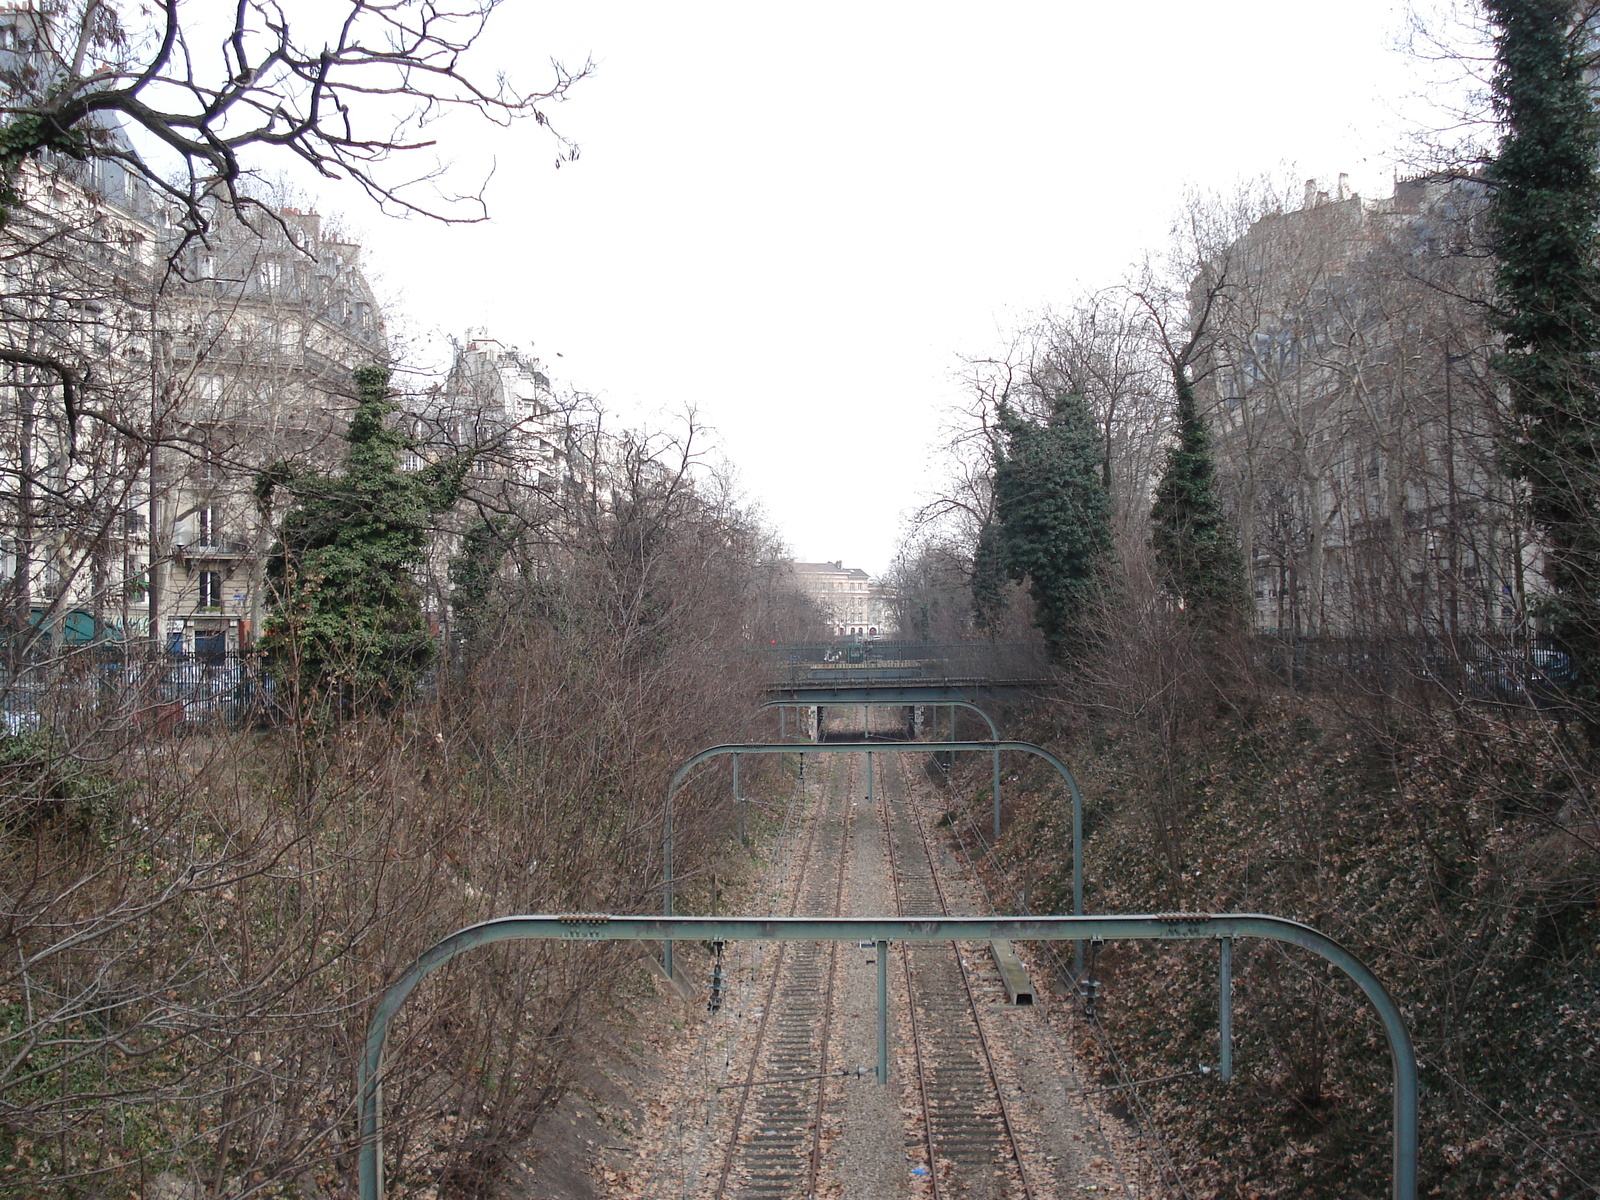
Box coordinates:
[1303,178,1318,209]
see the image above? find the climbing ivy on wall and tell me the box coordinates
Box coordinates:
[1150,364,1248,629]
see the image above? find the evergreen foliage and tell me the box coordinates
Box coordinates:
[0,114,91,227]
[970,519,1007,633]
[988,391,1112,663]
[1485,0,1600,708]
[448,516,514,653]
[257,365,469,715]
[1150,365,1248,627]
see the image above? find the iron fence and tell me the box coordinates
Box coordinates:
[1250,633,1577,708]
[0,646,274,735]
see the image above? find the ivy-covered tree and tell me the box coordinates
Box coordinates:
[448,516,514,656]
[989,391,1112,664]
[257,365,469,716]
[1150,364,1248,627]
[970,518,1008,634]
[1485,0,1600,709]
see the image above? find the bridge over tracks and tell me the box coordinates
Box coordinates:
[764,641,1051,704]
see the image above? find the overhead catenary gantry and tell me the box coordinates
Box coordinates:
[661,741,1087,976]
[356,913,1419,1200]
[755,696,1008,833]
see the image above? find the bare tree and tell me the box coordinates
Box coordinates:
[1179,173,1521,657]
[0,1,587,239]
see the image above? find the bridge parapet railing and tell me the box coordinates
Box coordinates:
[764,642,1049,684]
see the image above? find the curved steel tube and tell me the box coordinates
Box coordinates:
[358,912,1416,1200]
[662,741,1085,971]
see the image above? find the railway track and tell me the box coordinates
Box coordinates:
[709,750,856,1200]
[646,722,1088,1200]
[880,753,1035,1200]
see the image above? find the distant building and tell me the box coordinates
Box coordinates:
[156,203,387,657]
[0,20,387,659]
[1192,173,1530,639]
[423,330,568,494]
[791,561,897,638]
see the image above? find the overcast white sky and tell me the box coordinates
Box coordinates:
[307,0,1467,576]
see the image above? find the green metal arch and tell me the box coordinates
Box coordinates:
[664,741,1082,919]
[357,912,1417,1200]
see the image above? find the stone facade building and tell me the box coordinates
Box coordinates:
[154,205,386,657]
[0,130,385,658]
[791,561,897,638]
[0,7,388,663]
[1192,174,1531,641]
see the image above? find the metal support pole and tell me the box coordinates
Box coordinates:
[663,796,674,977]
[1072,783,1084,977]
[992,746,1001,840]
[876,939,889,1084]
[866,750,874,805]
[779,706,785,740]
[1220,936,1233,1082]
[733,753,743,845]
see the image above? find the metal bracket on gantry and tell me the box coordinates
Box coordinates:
[660,741,1088,975]
[357,913,1419,1200]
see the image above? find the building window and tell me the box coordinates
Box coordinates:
[198,570,222,609]
[197,506,218,546]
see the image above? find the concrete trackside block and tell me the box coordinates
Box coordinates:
[990,939,1034,1005]
[641,943,698,1002]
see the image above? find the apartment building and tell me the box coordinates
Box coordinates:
[1192,174,1531,640]
[791,560,897,638]
[154,205,386,656]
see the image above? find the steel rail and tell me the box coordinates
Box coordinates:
[662,741,1087,975]
[886,771,944,1198]
[359,913,1417,1200]
[901,757,1035,1198]
[886,755,1035,1200]
[709,752,844,1200]
[710,750,856,1200]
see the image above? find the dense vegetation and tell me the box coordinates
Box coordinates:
[979,392,1112,664]
[0,436,814,1197]
[1486,0,1600,715]
[955,669,1598,1198]
[904,6,1600,1195]
[258,366,471,718]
